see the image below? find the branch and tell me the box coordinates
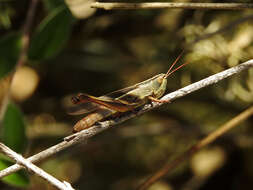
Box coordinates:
[18,0,38,68]
[137,105,253,190]
[91,2,253,10]
[0,60,253,178]
[0,143,74,190]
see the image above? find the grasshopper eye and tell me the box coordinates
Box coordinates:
[157,76,164,83]
[72,93,87,104]
[71,96,80,104]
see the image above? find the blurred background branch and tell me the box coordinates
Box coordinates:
[138,105,253,190]
[91,2,253,10]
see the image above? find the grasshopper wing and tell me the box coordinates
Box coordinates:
[67,101,100,115]
[68,93,136,115]
[103,85,138,99]
[74,94,136,112]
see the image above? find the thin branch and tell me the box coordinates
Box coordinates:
[18,0,38,68]
[0,60,253,178]
[0,0,38,120]
[91,2,253,10]
[0,143,74,190]
[137,105,253,190]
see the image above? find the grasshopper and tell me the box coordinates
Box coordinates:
[68,53,187,132]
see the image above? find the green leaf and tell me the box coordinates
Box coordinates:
[28,5,74,60]
[0,32,22,79]
[2,103,27,153]
[0,158,29,188]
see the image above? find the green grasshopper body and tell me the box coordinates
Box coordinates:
[69,54,186,132]
[115,74,167,105]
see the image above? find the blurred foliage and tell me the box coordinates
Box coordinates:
[0,32,21,79]
[0,0,253,190]
[1,102,27,153]
[0,102,28,187]
[28,4,74,60]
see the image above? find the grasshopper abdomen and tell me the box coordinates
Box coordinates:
[73,107,116,132]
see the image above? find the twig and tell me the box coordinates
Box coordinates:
[137,105,253,190]
[18,0,38,68]
[0,0,38,120]
[0,143,74,190]
[91,2,253,10]
[0,60,253,178]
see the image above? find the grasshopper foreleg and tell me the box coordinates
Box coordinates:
[148,96,171,103]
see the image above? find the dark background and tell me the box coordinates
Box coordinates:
[0,0,253,190]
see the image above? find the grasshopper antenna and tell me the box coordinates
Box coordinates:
[164,50,188,79]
